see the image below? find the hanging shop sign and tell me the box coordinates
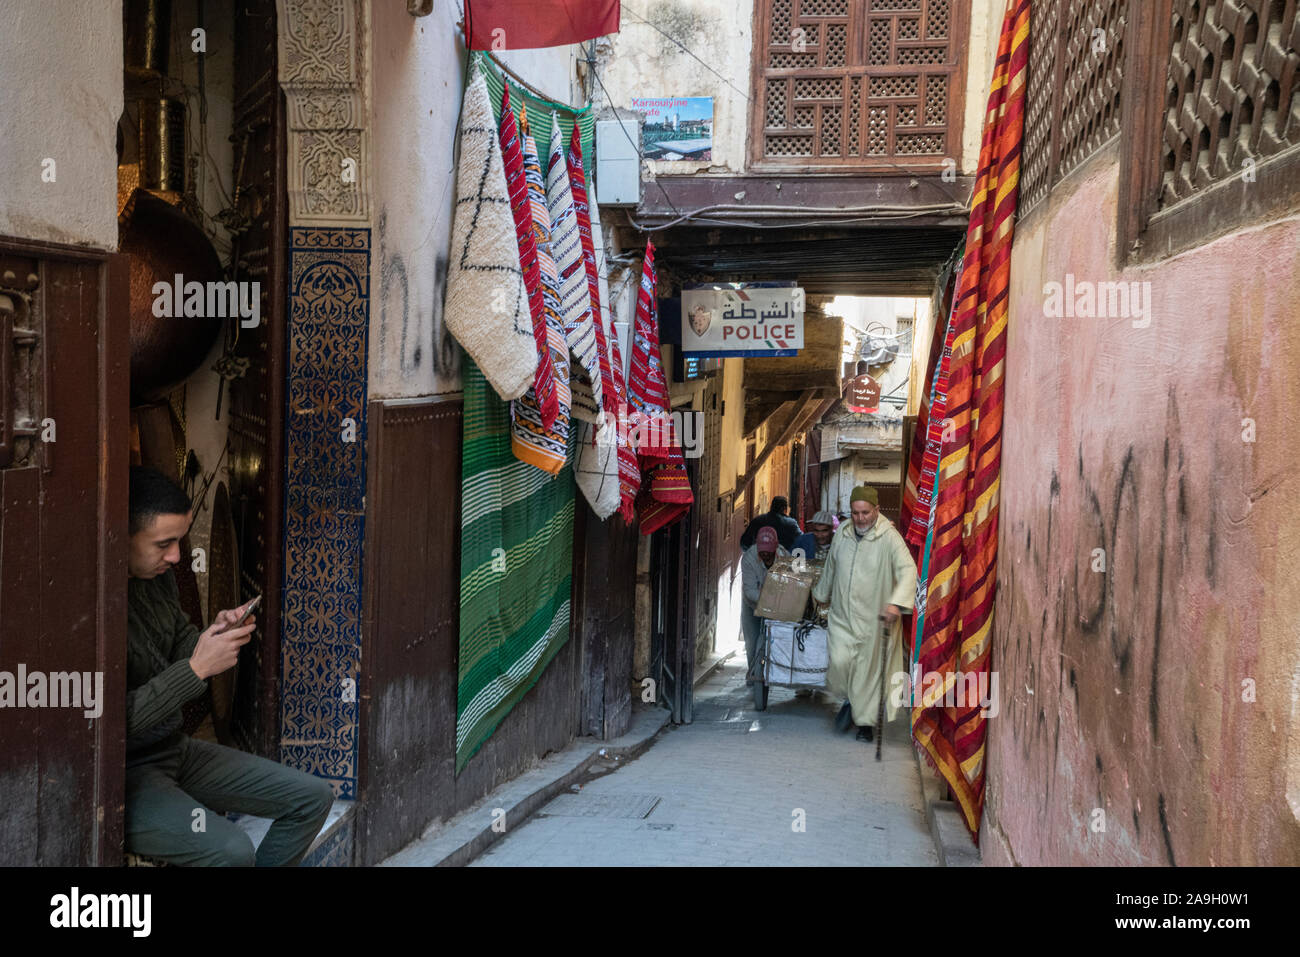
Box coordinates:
[842,372,882,413]
[681,283,805,358]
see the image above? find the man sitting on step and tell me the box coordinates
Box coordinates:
[125,466,333,866]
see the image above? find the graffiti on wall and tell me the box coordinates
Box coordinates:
[377,208,461,391]
[988,386,1269,865]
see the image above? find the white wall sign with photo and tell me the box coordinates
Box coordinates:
[629,96,713,160]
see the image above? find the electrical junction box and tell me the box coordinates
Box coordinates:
[595,117,641,206]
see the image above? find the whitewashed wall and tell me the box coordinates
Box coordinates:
[0,1,122,247]
[598,0,753,177]
[368,3,586,398]
[961,0,1008,173]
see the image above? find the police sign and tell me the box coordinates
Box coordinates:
[681,283,805,358]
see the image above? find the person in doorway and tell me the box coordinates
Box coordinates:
[740,526,788,696]
[125,466,334,865]
[811,485,916,743]
[791,510,837,564]
[739,495,802,551]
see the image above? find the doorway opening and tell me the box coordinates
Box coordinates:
[118,0,285,756]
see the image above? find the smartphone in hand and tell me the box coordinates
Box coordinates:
[230,595,261,629]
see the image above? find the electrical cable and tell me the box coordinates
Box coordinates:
[653,200,962,215]
[587,54,687,227]
[620,4,751,103]
[881,375,911,398]
[587,11,973,230]
[629,206,965,231]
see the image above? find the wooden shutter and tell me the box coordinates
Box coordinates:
[0,241,130,864]
[751,0,968,170]
[1117,0,1300,259]
[1158,0,1300,211]
[1020,0,1129,218]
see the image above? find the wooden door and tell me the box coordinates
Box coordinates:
[0,239,130,865]
[227,0,288,757]
[572,493,639,740]
[649,459,698,725]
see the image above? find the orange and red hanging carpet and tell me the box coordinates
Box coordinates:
[909,0,1029,843]
[626,241,693,534]
[498,85,560,432]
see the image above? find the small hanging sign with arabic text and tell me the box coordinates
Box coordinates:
[843,373,881,413]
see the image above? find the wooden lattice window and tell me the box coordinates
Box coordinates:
[1120,0,1300,260]
[1159,1,1300,207]
[750,0,969,169]
[1019,0,1129,217]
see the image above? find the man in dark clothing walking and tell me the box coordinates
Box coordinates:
[125,466,333,866]
[739,495,802,551]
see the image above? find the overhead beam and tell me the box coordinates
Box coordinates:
[643,224,965,297]
[735,390,835,502]
[636,174,973,228]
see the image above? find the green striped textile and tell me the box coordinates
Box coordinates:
[457,359,575,772]
[475,51,595,165]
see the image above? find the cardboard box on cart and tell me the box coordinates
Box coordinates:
[754,556,816,621]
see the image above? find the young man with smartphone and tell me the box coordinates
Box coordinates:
[124,466,334,866]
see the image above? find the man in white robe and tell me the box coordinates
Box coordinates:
[811,486,917,742]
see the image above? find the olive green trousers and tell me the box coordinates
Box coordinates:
[125,733,334,866]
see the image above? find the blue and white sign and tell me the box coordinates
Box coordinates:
[681,283,805,358]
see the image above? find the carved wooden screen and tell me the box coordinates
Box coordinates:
[1119,0,1300,259]
[1019,0,1062,212]
[1158,0,1300,211]
[751,0,968,169]
[1019,0,1129,216]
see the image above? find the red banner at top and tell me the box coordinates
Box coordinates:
[466,0,620,51]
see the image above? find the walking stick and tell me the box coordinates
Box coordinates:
[875,614,889,762]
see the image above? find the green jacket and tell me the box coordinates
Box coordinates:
[811,513,916,638]
[126,571,208,752]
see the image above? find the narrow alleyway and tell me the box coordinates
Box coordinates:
[471,660,937,866]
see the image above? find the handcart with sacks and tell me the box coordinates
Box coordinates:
[747,552,828,710]
[751,618,830,710]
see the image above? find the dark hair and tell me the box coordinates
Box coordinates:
[771,496,789,515]
[129,466,192,535]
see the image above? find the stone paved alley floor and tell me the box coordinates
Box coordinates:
[470,659,938,866]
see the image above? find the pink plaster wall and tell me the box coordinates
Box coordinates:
[983,141,1300,865]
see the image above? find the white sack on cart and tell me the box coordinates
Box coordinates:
[765,621,829,688]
